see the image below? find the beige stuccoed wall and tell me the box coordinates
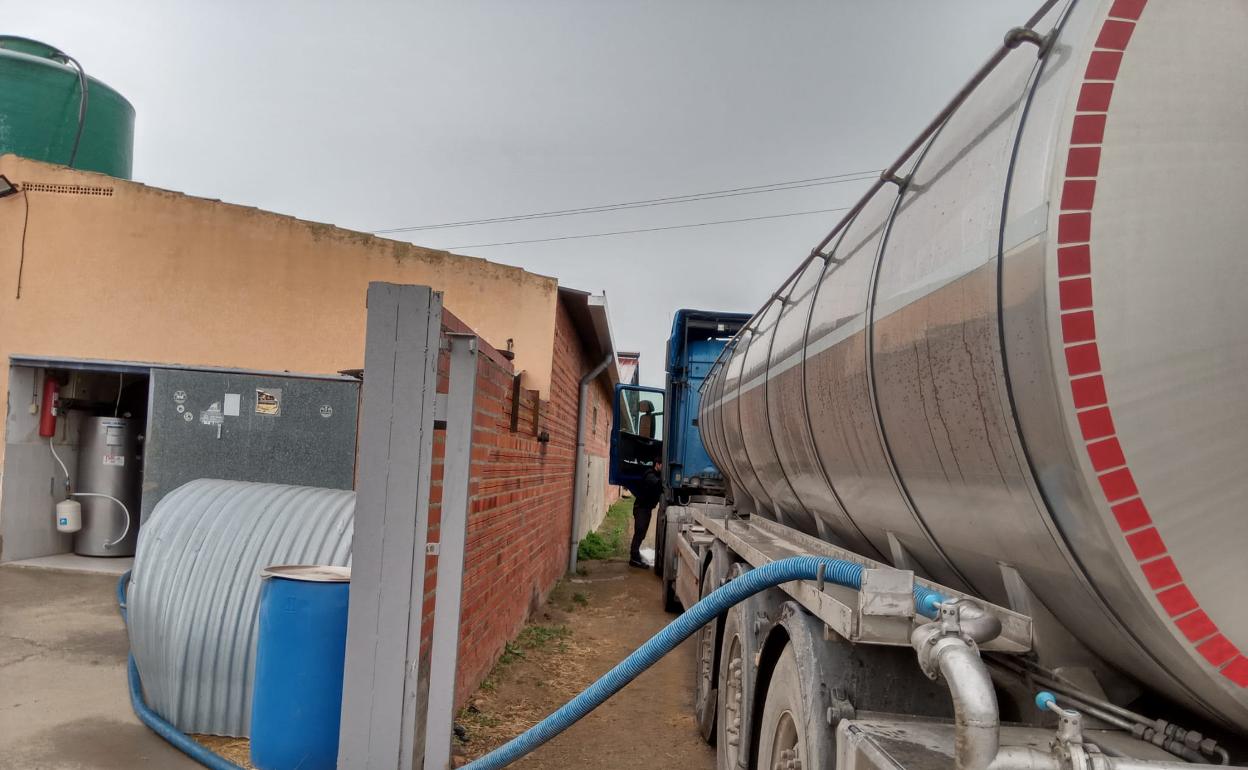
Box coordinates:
[0,154,559,472]
[0,154,557,378]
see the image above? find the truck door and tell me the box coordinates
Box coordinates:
[609,384,664,491]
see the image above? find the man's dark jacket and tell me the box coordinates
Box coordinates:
[633,468,663,510]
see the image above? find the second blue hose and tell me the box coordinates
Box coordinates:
[464,555,945,770]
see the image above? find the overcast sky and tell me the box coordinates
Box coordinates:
[6,1,1039,384]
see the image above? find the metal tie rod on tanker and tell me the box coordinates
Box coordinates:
[705,0,1061,365]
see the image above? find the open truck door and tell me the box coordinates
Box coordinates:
[611,383,680,608]
[609,384,664,492]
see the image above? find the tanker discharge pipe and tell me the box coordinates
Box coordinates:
[912,608,1001,770]
[914,605,1229,770]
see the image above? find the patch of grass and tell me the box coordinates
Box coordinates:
[477,623,571,691]
[576,531,613,560]
[496,640,526,668]
[572,592,589,606]
[576,498,635,561]
[520,623,570,646]
[462,707,499,729]
[455,704,499,745]
[458,622,576,746]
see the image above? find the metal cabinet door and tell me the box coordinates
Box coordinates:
[143,369,359,519]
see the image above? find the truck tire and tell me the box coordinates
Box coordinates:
[663,577,681,614]
[693,562,720,744]
[660,510,680,612]
[756,643,834,770]
[716,565,752,770]
[653,503,666,577]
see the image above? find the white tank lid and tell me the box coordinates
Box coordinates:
[260,564,351,583]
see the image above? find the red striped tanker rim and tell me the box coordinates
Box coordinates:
[1056,0,1247,688]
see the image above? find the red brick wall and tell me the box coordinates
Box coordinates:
[420,299,618,708]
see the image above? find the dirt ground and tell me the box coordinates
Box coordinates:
[456,557,715,769]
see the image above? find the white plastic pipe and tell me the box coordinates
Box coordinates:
[49,436,70,488]
[72,491,131,549]
[568,354,613,573]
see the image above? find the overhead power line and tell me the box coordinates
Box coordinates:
[441,206,852,250]
[372,169,880,234]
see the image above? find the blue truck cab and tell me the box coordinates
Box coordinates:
[610,309,748,608]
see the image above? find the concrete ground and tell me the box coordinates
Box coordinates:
[4,553,132,576]
[0,565,199,769]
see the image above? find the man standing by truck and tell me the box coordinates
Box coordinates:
[629,460,662,568]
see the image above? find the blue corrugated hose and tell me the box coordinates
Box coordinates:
[119,557,945,770]
[117,571,246,770]
[462,555,946,770]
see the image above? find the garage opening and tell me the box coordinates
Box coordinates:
[1,357,360,573]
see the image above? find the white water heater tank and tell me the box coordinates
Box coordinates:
[55,498,81,533]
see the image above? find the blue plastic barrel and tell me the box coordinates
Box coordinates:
[250,565,351,770]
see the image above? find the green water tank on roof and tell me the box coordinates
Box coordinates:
[0,36,135,179]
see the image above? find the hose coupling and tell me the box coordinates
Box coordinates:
[932,597,1004,644]
[912,598,1003,680]
[913,622,974,681]
[1031,692,1107,770]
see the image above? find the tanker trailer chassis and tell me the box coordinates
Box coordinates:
[668,500,1236,769]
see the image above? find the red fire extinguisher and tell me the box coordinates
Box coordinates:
[39,376,60,438]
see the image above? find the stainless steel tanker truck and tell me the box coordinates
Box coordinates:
[609,1,1248,767]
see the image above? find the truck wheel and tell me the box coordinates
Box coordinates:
[693,563,720,744]
[659,510,680,612]
[716,566,752,770]
[653,504,666,577]
[757,644,834,770]
[663,577,681,613]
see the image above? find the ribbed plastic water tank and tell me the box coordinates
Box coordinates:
[127,479,354,736]
[0,36,135,178]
